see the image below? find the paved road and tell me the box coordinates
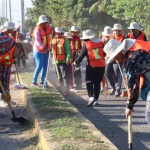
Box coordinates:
[46,56,150,150]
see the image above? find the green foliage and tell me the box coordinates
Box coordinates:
[26,0,123,35]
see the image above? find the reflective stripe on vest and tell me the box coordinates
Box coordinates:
[85,40,105,67]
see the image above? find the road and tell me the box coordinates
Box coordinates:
[46,56,150,150]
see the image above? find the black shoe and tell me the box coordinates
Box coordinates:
[114,90,121,97]
[109,89,116,95]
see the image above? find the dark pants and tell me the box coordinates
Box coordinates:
[54,63,69,89]
[17,57,26,68]
[73,52,82,88]
[105,61,122,91]
[86,66,105,100]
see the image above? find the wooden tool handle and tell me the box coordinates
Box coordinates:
[0,81,7,97]
[128,113,133,149]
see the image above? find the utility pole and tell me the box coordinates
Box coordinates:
[6,0,7,21]
[9,0,12,21]
[20,0,25,33]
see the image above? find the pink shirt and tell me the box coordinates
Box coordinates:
[33,28,47,54]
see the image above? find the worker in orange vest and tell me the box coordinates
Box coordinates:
[70,26,82,89]
[104,39,150,128]
[52,27,71,95]
[73,30,105,107]
[126,22,147,41]
[105,24,124,97]
[64,32,78,93]
[31,15,53,87]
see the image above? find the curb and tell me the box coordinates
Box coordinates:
[22,90,51,150]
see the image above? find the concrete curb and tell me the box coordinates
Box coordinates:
[22,90,51,150]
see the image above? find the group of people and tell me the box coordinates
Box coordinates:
[0,14,150,133]
[32,15,150,129]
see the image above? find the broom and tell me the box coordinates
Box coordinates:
[116,60,132,150]
[13,61,29,90]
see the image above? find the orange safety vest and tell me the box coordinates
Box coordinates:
[85,40,105,67]
[35,24,52,51]
[52,36,66,62]
[71,36,81,52]
[127,32,146,41]
[129,40,150,53]
[109,34,125,42]
[0,37,15,66]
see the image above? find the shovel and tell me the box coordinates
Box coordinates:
[0,81,29,125]
[116,60,133,150]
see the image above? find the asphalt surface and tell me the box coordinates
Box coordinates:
[46,57,150,150]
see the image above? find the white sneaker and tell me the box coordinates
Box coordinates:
[0,127,10,133]
[70,88,78,93]
[94,100,99,105]
[87,97,96,107]
[100,87,105,92]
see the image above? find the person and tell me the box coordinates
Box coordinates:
[52,27,71,95]
[64,32,78,92]
[70,26,82,89]
[104,39,150,128]
[105,23,124,97]
[101,26,112,92]
[73,30,105,106]
[0,35,32,131]
[31,15,53,87]
[126,22,147,41]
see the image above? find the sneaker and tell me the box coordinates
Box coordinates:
[109,89,116,95]
[94,100,99,105]
[31,83,39,87]
[114,90,121,97]
[0,127,9,133]
[70,88,78,93]
[100,87,105,92]
[87,97,96,107]
[39,83,44,87]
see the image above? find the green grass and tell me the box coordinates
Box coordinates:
[19,65,111,150]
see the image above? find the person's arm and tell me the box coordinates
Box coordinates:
[64,38,70,62]
[75,44,87,64]
[125,51,143,109]
[34,29,46,52]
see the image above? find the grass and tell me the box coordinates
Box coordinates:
[19,65,112,150]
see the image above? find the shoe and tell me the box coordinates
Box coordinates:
[109,89,116,95]
[70,88,78,93]
[31,83,39,87]
[87,97,96,107]
[94,100,99,105]
[0,127,9,133]
[100,87,105,92]
[39,83,44,87]
[114,90,121,97]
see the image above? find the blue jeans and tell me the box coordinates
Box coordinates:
[32,51,49,83]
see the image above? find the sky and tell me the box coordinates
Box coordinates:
[0,0,33,27]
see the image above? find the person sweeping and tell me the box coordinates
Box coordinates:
[104,39,150,128]
[73,29,105,106]
[52,27,71,95]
